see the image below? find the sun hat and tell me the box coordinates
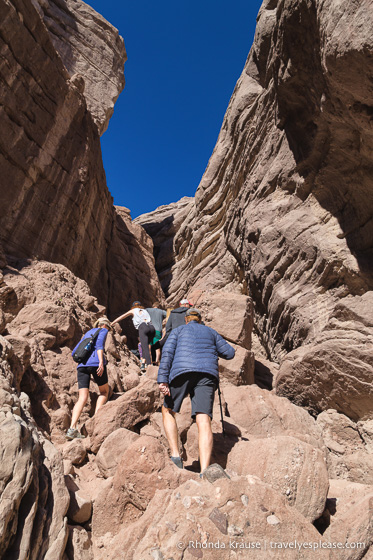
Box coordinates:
[180,298,191,305]
[94,317,111,329]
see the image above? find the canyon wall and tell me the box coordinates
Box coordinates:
[1,0,373,558]
[137,0,373,420]
[0,0,163,316]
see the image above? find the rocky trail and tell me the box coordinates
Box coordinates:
[1,257,372,559]
[0,0,372,558]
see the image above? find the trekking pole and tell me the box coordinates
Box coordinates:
[217,383,225,437]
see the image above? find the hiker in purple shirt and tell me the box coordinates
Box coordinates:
[67,317,111,440]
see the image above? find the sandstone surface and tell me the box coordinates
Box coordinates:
[34,0,126,134]
[95,427,140,478]
[92,435,193,537]
[85,377,163,453]
[316,409,373,484]
[226,435,329,522]
[323,480,373,559]
[221,384,325,448]
[136,197,194,295]
[101,476,331,560]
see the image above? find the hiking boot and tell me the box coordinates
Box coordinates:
[170,456,183,469]
[200,463,230,483]
[66,428,85,440]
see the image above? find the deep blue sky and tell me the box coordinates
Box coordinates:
[86,0,263,218]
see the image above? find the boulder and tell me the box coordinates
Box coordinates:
[63,439,87,466]
[95,428,140,478]
[219,342,255,385]
[65,475,92,524]
[275,307,373,421]
[8,302,77,346]
[0,415,35,557]
[222,384,324,448]
[65,525,93,560]
[226,435,329,522]
[92,435,193,538]
[324,480,373,559]
[102,476,331,560]
[3,335,31,391]
[192,291,253,350]
[317,409,373,484]
[85,378,163,453]
[0,423,69,560]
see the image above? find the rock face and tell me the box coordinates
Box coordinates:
[103,477,331,560]
[137,0,373,420]
[136,197,195,295]
[2,0,373,558]
[0,251,352,559]
[34,0,126,134]
[0,256,151,557]
[0,0,163,318]
[316,409,373,484]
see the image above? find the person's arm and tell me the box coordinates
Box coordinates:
[111,310,133,326]
[96,328,108,376]
[215,332,235,360]
[97,349,105,376]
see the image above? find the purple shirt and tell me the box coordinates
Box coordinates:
[72,328,108,368]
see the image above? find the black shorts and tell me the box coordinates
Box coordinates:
[164,372,217,418]
[77,365,108,389]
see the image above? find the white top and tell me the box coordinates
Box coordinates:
[132,308,151,329]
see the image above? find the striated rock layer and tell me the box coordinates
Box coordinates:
[33,0,126,135]
[137,0,373,420]
[0,0,163,317]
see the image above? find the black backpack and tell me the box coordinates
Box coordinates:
[72,329,102,364]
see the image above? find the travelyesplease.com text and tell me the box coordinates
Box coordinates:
[179,539,366,551]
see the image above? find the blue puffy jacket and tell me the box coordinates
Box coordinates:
[157,321,235,384]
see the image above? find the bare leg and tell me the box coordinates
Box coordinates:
[162,406,180,457]
[155,348,161,363]
[95,383,109,414]
[196,413,213,472]
[70,388,89,429]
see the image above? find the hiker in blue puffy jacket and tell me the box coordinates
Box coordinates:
[67,317,111,440]
[157,308,235,474]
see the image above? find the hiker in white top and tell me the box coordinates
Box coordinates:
[112,301,155,371]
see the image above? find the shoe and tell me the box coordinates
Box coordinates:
[66,428,85,440]
[200,463,230,483]
[170,456,183,469]
[140,363,146,373]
